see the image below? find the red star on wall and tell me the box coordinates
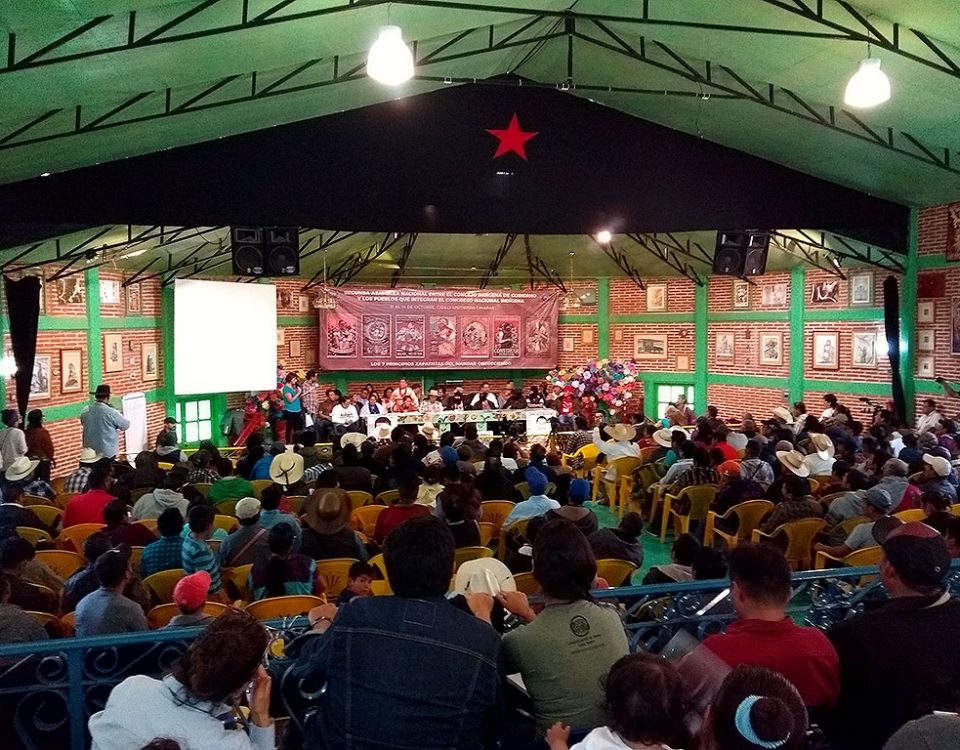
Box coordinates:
[485,113,539,160]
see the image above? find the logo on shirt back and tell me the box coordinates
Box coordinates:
[569,615,591,637]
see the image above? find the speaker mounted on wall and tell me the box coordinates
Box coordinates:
[713,230,771,277]
[231,226,300,277]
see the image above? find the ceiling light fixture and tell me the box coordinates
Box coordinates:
[830,253,843,269]
[844,47,890,108]
[561,252,582,310]
[366,26,414,86]
[39,172,51,178]
[595,230,612,244]
[313,247,337,309]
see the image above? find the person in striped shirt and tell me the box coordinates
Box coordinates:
[181,504,230,603]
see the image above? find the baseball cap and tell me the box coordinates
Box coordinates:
[878,521,951,589]
[173,570,211,610]
[923,453,952,478]
[863,487,893,513]
[235,497,261,520]
[524,466,547,495]
[718,460,741,478]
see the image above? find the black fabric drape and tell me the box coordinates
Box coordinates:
[883,275,905,424]
[3,275,41,419]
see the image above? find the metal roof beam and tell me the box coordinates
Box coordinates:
[592,235,646,290]
[628,233,703,287]
[524,234,566,292]
[390,233,419,288]
[480,233,519,289]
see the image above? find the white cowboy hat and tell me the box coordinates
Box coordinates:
[5,456,39,482]
[79,447,103,464]
[419,422,438,438]
[374,423,393,440]
[771,407,795,425]
[727,432,749,451]
[808,433,835,460]
[607,423,637,442]
[269,451,305,486]
[454,558,518,596]
[340,432,368,451]
[776,450,811,478]
[653,429,676,448]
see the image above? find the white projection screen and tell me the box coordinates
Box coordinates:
[174,279,277,395]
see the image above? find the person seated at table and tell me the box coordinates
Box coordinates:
[75,545,149,637]
[103,498,158,548]
[250,524,322,601]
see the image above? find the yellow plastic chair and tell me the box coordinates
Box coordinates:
[157,462,175,471]
[129,546,145,572]
[251,480,274,499]
[375,489,400,505]
[350,505,386,536]
[215,498,240,516]
[221,563,254,602]
[17,526,54,547]
[807,479,821,494]
[808,475,833,492]
[595,558,638,587]
[192,483,213,499]
[593,457,643,513]
[479,521,496,547]
[143,568,187,606]
[246,594,327,620]
[659,485,718,542]
[35,549,85,580]
[511,572,539,595]
[147,601,229,628]
[346,491,375,510]
[815,544,883,570]
[497,518,531,561]
[704,499,774,549]
[371,578,393,596]
[616,474,635,518]
[515,481,557,500]
[839,516,869,536]
[561,444,600,479]
[29,505,62,529]
[894,508,926,523]
[20,494,55,507]
[53,493,76,509]
[819,491,847,507]
[454,546,494,571]
[286,496,308,515]
[480,501,516,533]
[316,558,360,599]
[752,518,826,571]
[367,553,388,579]
[57,523,104,553]
[136,518,159,536]
[213,515,239,534]
[951,504,960,517]
[51,476,67,495]
[60,611,76,636]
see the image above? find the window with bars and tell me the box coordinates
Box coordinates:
[656,385,695,421]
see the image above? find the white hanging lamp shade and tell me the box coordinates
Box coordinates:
[366,26,414,86]
[843,57,890,108]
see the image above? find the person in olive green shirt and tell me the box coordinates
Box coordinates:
[498,519,629,735]
[209,460,254,504]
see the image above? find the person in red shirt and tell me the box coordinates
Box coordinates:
[373,475,430,544]
[102,498,158,548]
[711,427,741,462]
[682,542,840,711]
[62,463,115,528]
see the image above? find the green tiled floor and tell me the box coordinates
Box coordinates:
[588,502,673,585]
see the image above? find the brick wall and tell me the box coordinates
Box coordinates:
[707,384,788,420]
[919,204,951,256]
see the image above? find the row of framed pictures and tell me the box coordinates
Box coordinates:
[714,330,883,369]
[25,339,158,400]
[32,274,145,314]
[729,272,876,309]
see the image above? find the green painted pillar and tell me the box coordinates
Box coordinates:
[0,282,6,408]
[789,265,805,405]
[161,285,176,417]
[694,282,708,413]
[597,277,610,359]
[85,267,103,391]
[901,208,919,423]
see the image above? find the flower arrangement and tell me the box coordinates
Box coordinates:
[545,359,641,414]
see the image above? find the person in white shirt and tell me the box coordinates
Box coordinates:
[917,398,944,436]
[420,389,445,415]
[469,383,499,410]
[820,393,839,421]
[803,433,836,476]
[392,379,419,410]
[593,424,641,481]
[0,409,27,471]
[359,391,385,418]
[331,395,358,426]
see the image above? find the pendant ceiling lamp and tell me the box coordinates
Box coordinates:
[313,248,337,309]
[367,25,414,86]
[843,51,890,108]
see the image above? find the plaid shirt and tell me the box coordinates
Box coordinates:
[667,467,721,497]
[22,479,56,500]
[64,467,92,494]
[187,468,220,484]
[760,498,824,534]
[140,536,184,578]
[563,430,594,469]
[301,381,319,414]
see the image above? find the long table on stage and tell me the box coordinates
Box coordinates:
[361,408,558,436]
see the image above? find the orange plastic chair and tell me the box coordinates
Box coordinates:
[60,611,76,636]
[659,485,718,541]
[704,499,774,549]
[147,601,229,628]
[53,493,76,509]
[346,491,375,510]
[753,518,826,570]
[245,594,326,620]
[143,568,187,606]
[454,546,494,571]
[316,557,360,598]
[213,514,239,533]
[20,494,55,507]
[16,526,54,547]
[28,505,62,529]
[480,501,516,533]
[221,563,254,603]
[479,521,496,547]
[350,505,386,536]
[57,524,104,553]
[51,476,67,495]
[595,559,637,587]
[35,549,85,580]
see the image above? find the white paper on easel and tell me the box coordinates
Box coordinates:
[122,392,148,462]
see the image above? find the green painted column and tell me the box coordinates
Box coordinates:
[788,265,805,404]
[85,267,103,390]
[597,277,610,359]
[161,286,176,418]
[0,282,6,408]
[694,282,708,413]
[901,208,919,423]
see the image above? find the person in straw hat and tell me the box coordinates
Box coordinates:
[301,488,368,561]
[64,447,104,494]
[592,423,641,483]
[420,389,444,415]
[765,446,809,504]
[803,433,837,476]
[771,406,795,427]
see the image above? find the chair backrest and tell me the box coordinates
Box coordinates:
[454,546,494,571]
[595,558,638,587]
[571,443,600,471]
[839,515,869,536]
[143,568,187,606]
[675,485,719,519]
[250,479,274,499]
[215,498,239,516]
[346,490,374,510]
[26,610,58,629]
[843,545,883,567]
[807,478,821,494]
[779,518,827,566]
[638,446,659,464]
[286,496,308,515]
[130,487,152,504]
[53,492,76,509]
[496,518,531,561]
[128,546,145,572]
[350,505,386,535]
[511,571,539,595]
[370,578,393,596]
[135,518,159,535]
[51,476,68,495]
[479,501,515,531]
[730,500,775,539]
[819,491,847,507]
[808,475,833,492]
[157,462,175,471]
[316,557,361,598]
[245,594,327,620]
[20,494,54,507]
[608,456,643,478]
[192,483,213,499]
[35,549,85,579]
[221,563,254,602]
[478,521,496,547]
[375,489,400,505]
[514,482,532,500]
[635,464,659,492]
[29,505,62,528]
[56,523,104,552]
[894,508,926,523]
[60,611,76,636]
[147,601,229,629]
[367,553,388,579]
[213,514,239,533]
[952,504,960,517]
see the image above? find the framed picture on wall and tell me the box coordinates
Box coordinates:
[758,333,783,366]
[298,294,310,313]
[141,343,159,381]
[732,281,750,309]
[761,283,787,307]
[99,279,121,305]
[562,336,575,352]
[918,355,935,378]
[289,339,301,358]
[851,332,878,367]
[633,334,668,360]
[812,332,840,370]
[947,203,960,262]
[30,355,50,400]
[849,272,874,306]
[277,329,285,347]
[582,328,594,344]
[918,329,936,352]
[55,276,84,304]
[125,282,142,314]
[918,301,935,324]
[953,297,960,354]
[60,349,82,393]
[810,279,841,304]
[646,283,667,312]
[103,333,123,373]
[715,332,734,360]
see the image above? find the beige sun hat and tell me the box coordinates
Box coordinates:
[771,407,795,424]
[78,447,103,464]
[607,423,637,442]
[419,422,438,438]
[5,456,39,482]
[454,558,518,596]
[809,433,836,459]
[340,432,368,451]
[269,451,305,486]
[653,429,676,448]
[374,423,393,440]
[776,450,811,478]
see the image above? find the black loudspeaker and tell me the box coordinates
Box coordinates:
[231,226,300,276]
[713,231,771,276]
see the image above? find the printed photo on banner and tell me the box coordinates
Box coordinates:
[125,281,142,314]
[31,355,50,400]
[142,343,159,381]
[646,283,667,311]
[395,315,425,358]
[732,280,749,309]
[813,332,839,370]
[633,334,667,360]
[327,313,358,357]
[849,272,874,306]
[429,316,458,358]
[362,314,391,357]
[810,279,840,304]
[493,318,520,358]
[761,283,787,307]
[525,319,551,355]
[60,349,82,393]
[758,333,782,366]
[103,333,123,373]
[918,329,935,353]
[461,318,491,358]
[917,355,935,378]
[715,332,734,360]
[851,331,878,368]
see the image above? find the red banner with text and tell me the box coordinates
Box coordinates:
[319,287,560,370]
